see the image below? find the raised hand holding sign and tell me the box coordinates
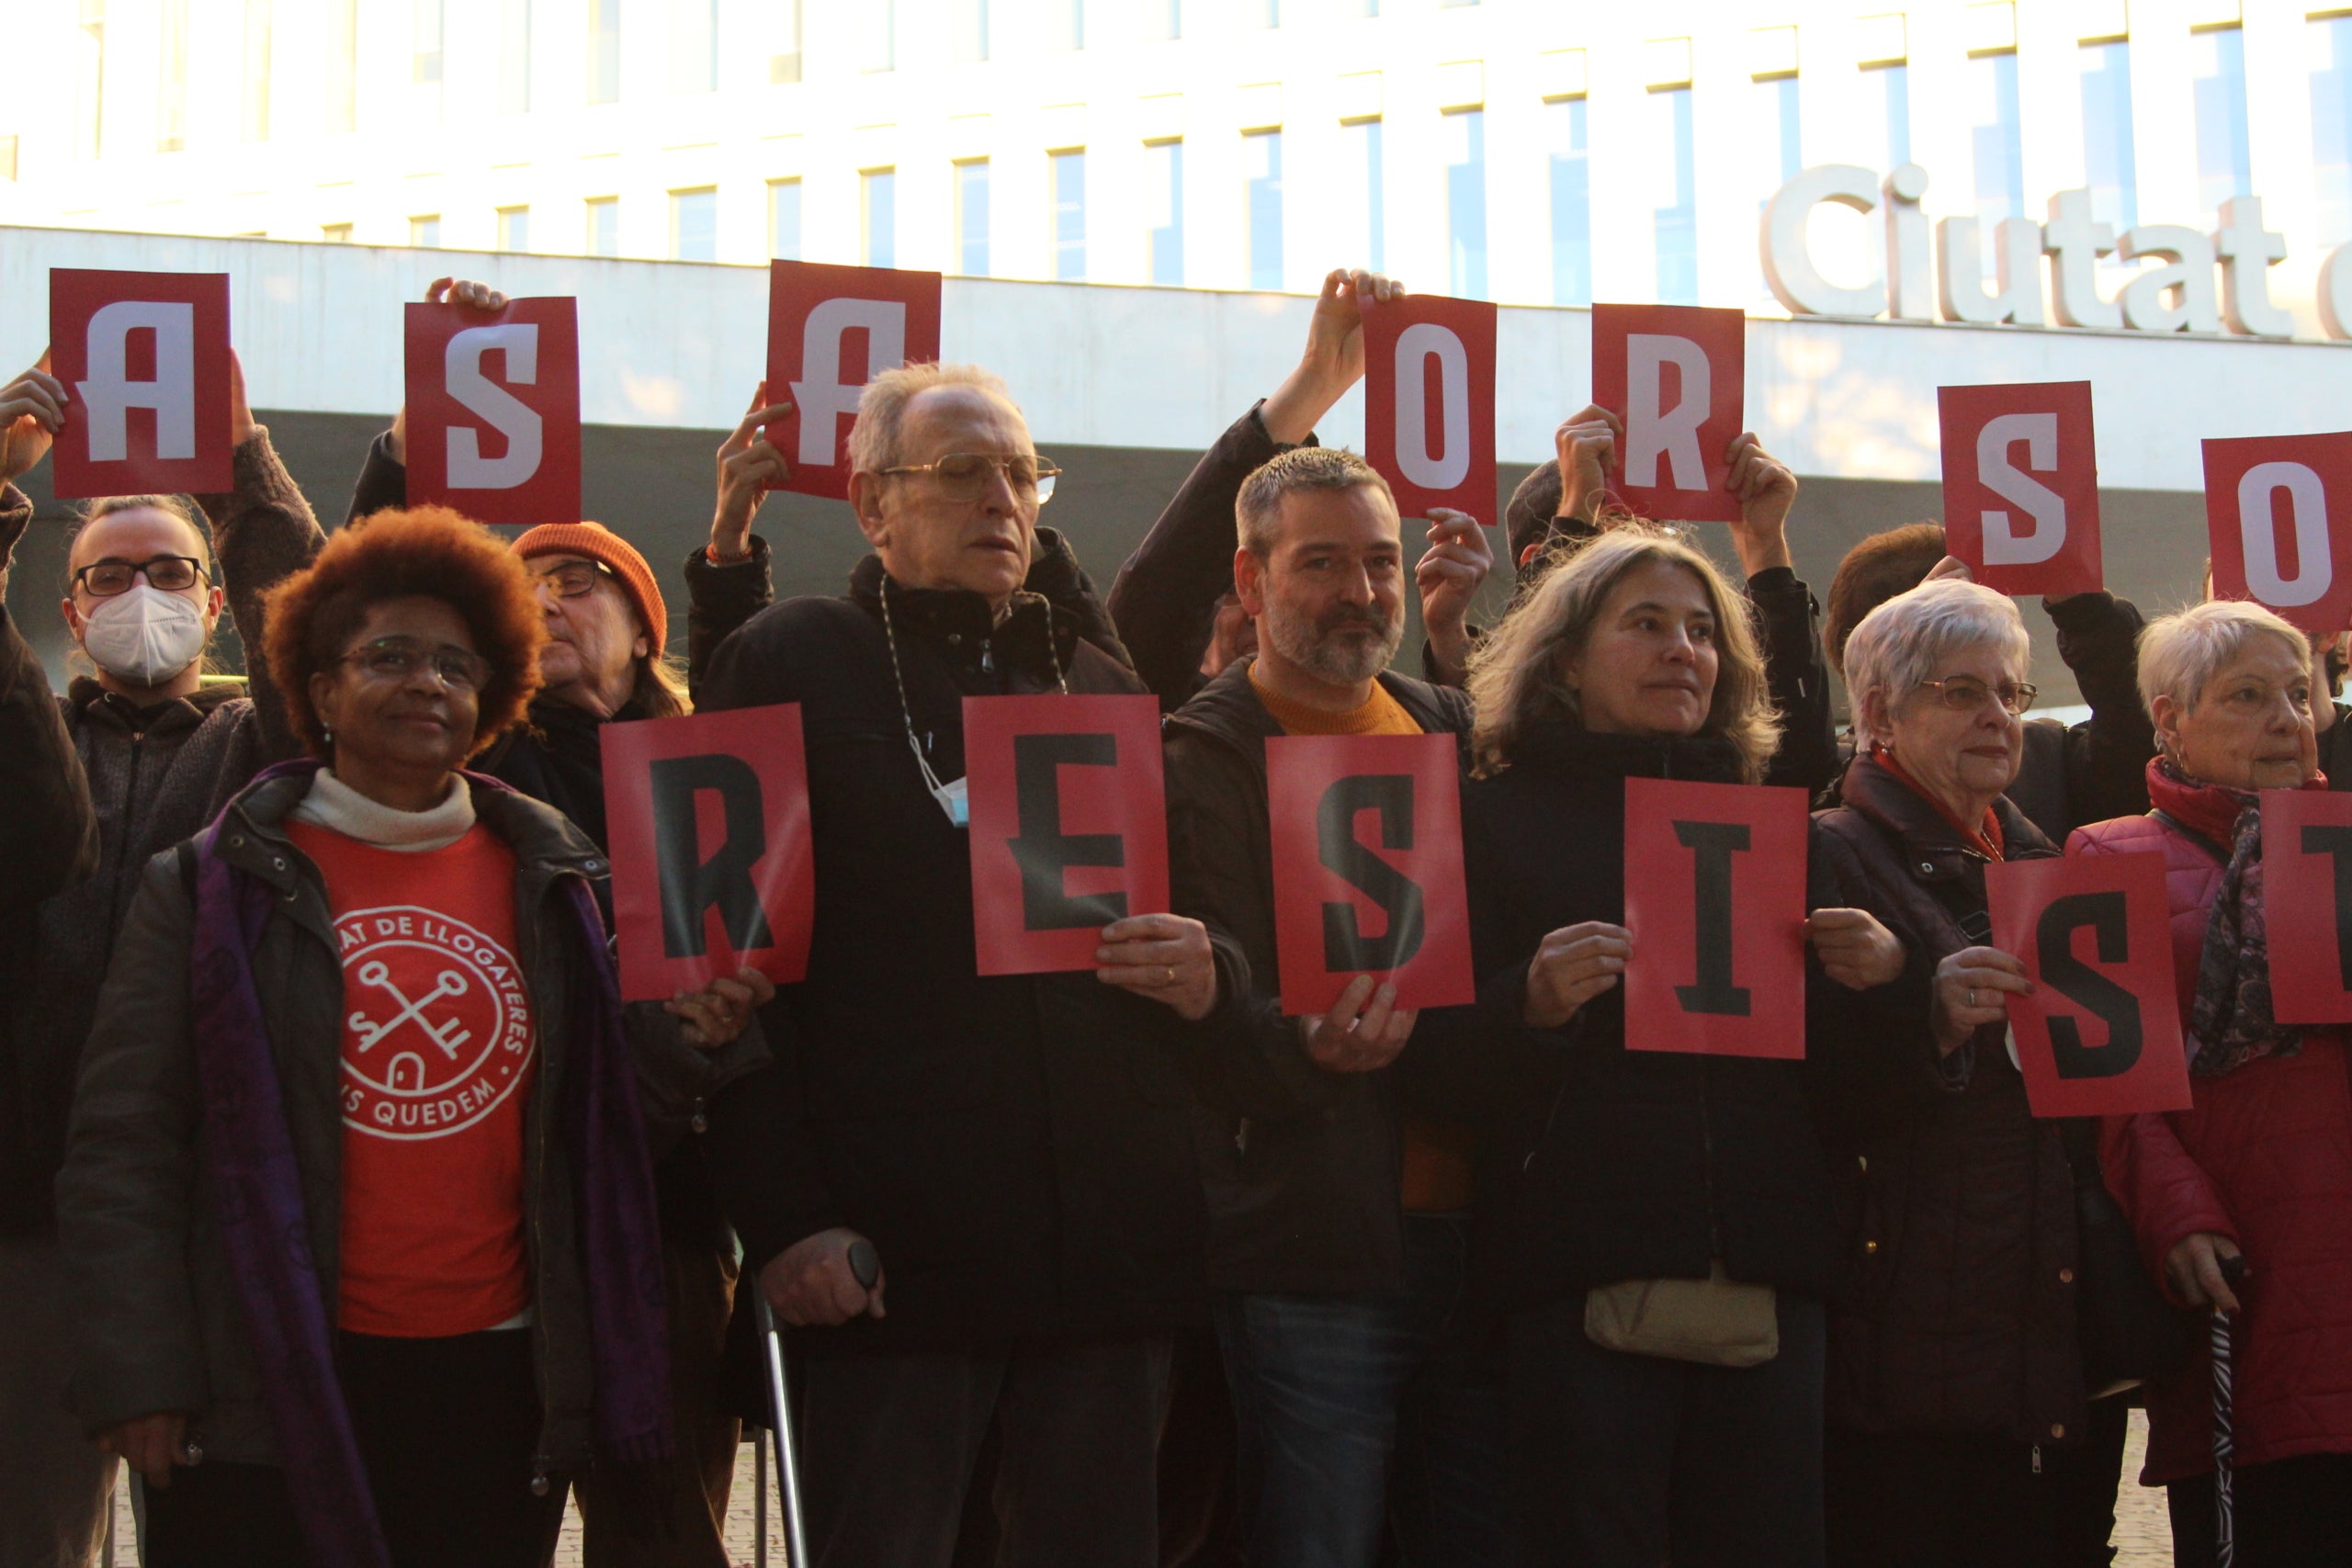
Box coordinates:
[2203,432,2352,635]
[1938,380,2102,597]
[404,293,582,525]
[1590,304,1746,525]
[1363,293,1498,523]
[765,261,943,500]
[48,268,232,498]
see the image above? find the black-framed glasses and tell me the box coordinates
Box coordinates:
[1917,676,2039,716]
[73,556,209,597]
[336,637,492,694]
[528,558,616,599]
[877,453,1061,505]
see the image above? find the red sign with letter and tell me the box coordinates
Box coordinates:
[1622,778,1809,1058]
[2260,788,2352,1023]
[1590,303,1745,525]
[1938,381,2102,597]
[1986,853,2191,1118]
[2203,432,2352,636]
[599,705,815,1003]
[404,297,582,526]
[48,268,233,499]
[964,694,1169,976]
[765,261,944,500]
[1363,294,1498,523]
[1265,733,1475,1015]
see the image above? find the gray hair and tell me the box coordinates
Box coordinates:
[844,362,1020,476]
[1235,446,1397,556]
[2136,599,2308,717]
[1842,578,2031,747]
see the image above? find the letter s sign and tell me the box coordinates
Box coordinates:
[404,296,582,526]
[1938,381,2102,596]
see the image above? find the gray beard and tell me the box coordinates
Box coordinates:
[1266,609,1404,686]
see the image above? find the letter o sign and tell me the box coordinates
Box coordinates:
[1363,293,1497,522]
[2203,433,2352,634]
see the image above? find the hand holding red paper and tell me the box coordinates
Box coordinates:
[1094,911,1218,1021]
[713,381,795,564]
[1415,510,1492,690]
[1938,381,2102,598]
[0,355,65,487]
[1804,908,1905,991]
[1522,922,1631,1030]
[664,966,777,1049]
[1302,976,1417,1074]
[1362,291,1498,522]
[1590,304,1746,525]
[1929,945,2035,1056]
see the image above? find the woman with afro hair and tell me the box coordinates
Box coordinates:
[55,506,774,1568]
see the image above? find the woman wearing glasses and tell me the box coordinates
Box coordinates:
[56,506,769,1568]
[1804,579,2090,1567]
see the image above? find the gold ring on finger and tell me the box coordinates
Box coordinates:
[1164,966,1177,986]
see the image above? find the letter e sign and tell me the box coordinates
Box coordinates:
[765,261,944,500]
[1363,294,1498,523]
[404,297,582,526]
[48,268,233,499]
[1938,381,2101,597]
[1590,304,1745,525]
[2202,432,2352,636]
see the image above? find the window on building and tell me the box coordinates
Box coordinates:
[768,179,801,258]
[242,0,271,142]
[2079,39,2137,233]
[1445,107,1487,300]
[1343,118,1385,274]
[588,0,621,103]
[1053,151,1087,280]
[1148,140,1183,285]
[865,1,896,73]
[498,206,530,252]
[864,169,897,267]
[325,0,356,134]
[322,222,354,243]
[1866,61,1910,170]
[1548,96,1590,307]
[157,0,188,152]
[75,0,105,161]
[413,0,444,122]
[1246,130,1283,290]
[586,196,619,256]
[1259,0,1280,28]
[1651,85,1698,305]
[500,0,530,113]
[2192,24,2253,220]
[1756,73,1800,207]
[1153,1,1182,41]
[1441,0,1476,8]
[2315,15,2352,249]
[411,215,442,248]
[673,0,717,93]
[0,137,18,181]
[671,187,716,261]
[1361,0,1378,14]
[772,0,801,84]
[955,0,989,62]
[1966,48,2025,236]
[1052,0,1083,50]
[957,161,990,276]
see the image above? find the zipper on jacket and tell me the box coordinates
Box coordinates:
[1699,1068,1724,1259]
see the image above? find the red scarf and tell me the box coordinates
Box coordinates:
[1872,745,2006,862]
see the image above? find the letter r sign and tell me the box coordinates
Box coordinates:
[765,261,944,500]
[48,268,233,499]
[1590,304,1746,525]
[404,297,583,525]
[1938,381,2102,597]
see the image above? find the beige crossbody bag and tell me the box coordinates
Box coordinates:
[1584,1261,1779,1368]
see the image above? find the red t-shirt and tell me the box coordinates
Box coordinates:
[288,821,537,1337]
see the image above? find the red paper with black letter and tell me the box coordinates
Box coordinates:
[48,268,232,499]
[1589,303,1744,525]
[2259,788,2352,1024]
[765,261,944,500]
[1985,852,2191,1118]
[1938,380,2102,597]
[1265,733,1475,1015]
[2203,432,2352,636]
[1362,294,1498,523]
[404,297,582,527]
[1622,778,1808,1058]
[599,705,815,1003]
[964,694,1169,976]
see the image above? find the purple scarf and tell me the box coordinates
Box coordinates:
[186,760,671,1568]
[2165,761,2304,1077]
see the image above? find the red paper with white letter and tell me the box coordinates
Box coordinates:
[1362,294,1498,523]
[1590,303,1745,525]
[765,261,944,500]
[599,705,815,1003]
[2203,432,2352,636]
[964,694,1169,976]
[1265,733,1475,1015]
[1622,778,1808,1058]
[48,268,232,499]
[1985,853,2191,1118]
[2259,789,2352,1023]
[1938,381,2102,597]
[404,297,582,526]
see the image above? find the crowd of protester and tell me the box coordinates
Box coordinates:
[0,265,2347,1568]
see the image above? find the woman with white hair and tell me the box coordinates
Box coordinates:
[1410,527,1905,1568]
[1807,578,2097,1567]
[2071,600,2352,1565]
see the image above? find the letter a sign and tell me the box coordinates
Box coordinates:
[1986,853,2191,1118]
[1622,779,1808,1057]
[1590,304,1745,525]
[48,268,233,499]
[1938,381,2102,597]
[404,297,582,526]
[765,261,944,500]
[964,694,1169,976]
[600,705,816,1002]
[1265,732,1476,1014]
[1363,294,1498,522]
[2203,432,2352,636]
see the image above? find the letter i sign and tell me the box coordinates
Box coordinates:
[765,262,943,501]
[48,268,234,499]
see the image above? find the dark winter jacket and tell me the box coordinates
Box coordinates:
[1162,659,1473,1295]
[1809,756,2085,1448]
[0,602,96,915]
[696,558,1209,1352]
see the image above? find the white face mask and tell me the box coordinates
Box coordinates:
[78,583,209,688]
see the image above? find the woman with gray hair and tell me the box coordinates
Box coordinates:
[1409,526,1905,1567]
[2070,600,2352,1565]
[1807,578,2102,1567]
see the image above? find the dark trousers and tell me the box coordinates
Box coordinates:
[1213,1213,1513,1568]
[1506,1290,1827,1568]
[2168,1453,2352,1568]
[793,1332,1171,1568]
[141,1327,565,1568]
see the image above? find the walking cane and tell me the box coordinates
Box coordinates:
[756,1239,881,1568]
[2212,1254,2249,1568]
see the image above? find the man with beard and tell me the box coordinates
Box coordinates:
[1162,448,1505,1568]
